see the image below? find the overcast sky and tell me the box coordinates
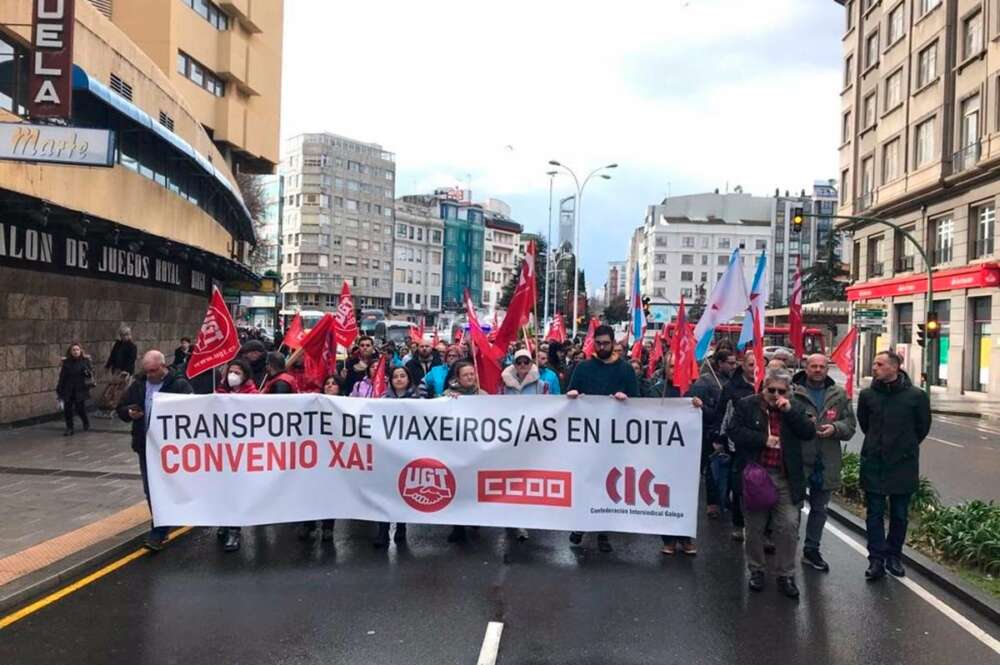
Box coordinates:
[280,0,843,293]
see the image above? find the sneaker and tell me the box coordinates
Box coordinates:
[568,531,583,545]
[731,528,745,542]
[681,541,698,556]
[802,549,830,572]
[144,530,166,552]
[777,576,800,599]
[865,559,886,581]
[886,556,906,577]
[660,543,676,555]
[597,536,613,553]
[748,570,765,592]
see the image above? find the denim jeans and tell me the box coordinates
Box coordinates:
[803,488,832,551]
[137,450,170,539]
[864,492,910,562]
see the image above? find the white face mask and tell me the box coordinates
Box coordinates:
[227,372,243,388]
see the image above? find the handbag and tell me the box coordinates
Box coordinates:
[742,461,778,512]
[83,363,97,389]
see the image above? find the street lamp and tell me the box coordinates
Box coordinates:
[543,170,558,330]
[547,160,617,337]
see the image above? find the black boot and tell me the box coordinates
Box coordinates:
[393,524,407,544]
[777,576,800,599]
[223,527,241,552]
[373,523,390,548]
[296,522,316,541]
[885,556,906,577]
[63,429,73,437]
[865,559,886,581]
[447,526,467,543]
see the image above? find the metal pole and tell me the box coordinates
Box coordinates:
[572,185,582,339]
[544,172,555,329]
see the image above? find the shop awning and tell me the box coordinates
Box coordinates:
[846,263,1000,301]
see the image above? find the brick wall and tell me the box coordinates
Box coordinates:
[0,266,208,426]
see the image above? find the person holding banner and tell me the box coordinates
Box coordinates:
[443,360,487,544]
[213,358,258,552]
[566,325,639,553]
[117,350,192,551]
[536,349,562,395]
[405,340,441,384]
[373,365,420,548]
[728,368,816,599]
[343,336,377,395]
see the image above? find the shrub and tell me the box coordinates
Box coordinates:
[913,501,1000,576]
[839,448,862,502]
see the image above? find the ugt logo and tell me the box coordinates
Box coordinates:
[605,467,669,508]
[398,458,455,513]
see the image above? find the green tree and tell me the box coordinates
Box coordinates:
[803,234,849,302]
[603,293,629,324]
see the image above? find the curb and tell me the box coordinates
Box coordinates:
[827,499,1000,625]
[0,524,149,616]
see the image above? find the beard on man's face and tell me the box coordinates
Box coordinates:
[595,348,613,360]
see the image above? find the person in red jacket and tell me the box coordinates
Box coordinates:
[214,358,256,552]
[262,353,298,394]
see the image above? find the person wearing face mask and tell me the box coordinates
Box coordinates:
[565,325,639,553]
[373,366,420,548]
[419,345,464,398]
[728,368,816,599]
[216,358,259,395]
[117,350,192,551]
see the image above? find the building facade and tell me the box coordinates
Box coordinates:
[0,0,274,424]
[392,196,444,323]
[606,261,627,303]
[482,211,523,312]
[278,133,396,311]
[837,0,1000,396]
[441,201,485,311]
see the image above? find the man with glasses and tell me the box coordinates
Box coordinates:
[566,324,639,553]
[857,350,931,581]
[690,349,738,518]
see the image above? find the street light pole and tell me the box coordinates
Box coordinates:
[543,170,557,330]
[548,160,617,339]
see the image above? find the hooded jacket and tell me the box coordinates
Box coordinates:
[791,371,856,491]
[501,364,549,395]
[857,370,931,495]
[57,355,94,402]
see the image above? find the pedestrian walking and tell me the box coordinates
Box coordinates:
[714,352,758,541]
[729,368,816,599]
[565,324,639,553]
[214,358,258,552]
[172,337,192,372]
[101,327,137,417]
[56,342,95,436]
[689,349,737,518]
[791,353,856,573]
[857,350,931,581]
[116,350,192,551]
[374,365,418,548]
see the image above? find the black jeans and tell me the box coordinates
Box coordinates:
[701,441,719,507]
[730,464,744,528]
[865,492,910,562]
[136,450,169,539]
[63,399,89,431]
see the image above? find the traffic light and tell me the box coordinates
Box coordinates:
[791,207,805,234]
[926,311,940,340]
[916,323,926,348]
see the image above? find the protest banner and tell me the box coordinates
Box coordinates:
[146,394,702,536]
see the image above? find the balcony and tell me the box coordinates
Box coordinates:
[972,237,995,259]
[867,261,885,277]
[855,190,875,213]
[894,255,914,272]
[952,141,981,174]
[931,247,953,266]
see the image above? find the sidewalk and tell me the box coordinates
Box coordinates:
[0,417,151,611]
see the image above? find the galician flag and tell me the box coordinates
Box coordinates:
[629,262,645,344]
[737,249,769,350]
[692,249,749,361]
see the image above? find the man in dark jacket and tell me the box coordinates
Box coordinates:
[689,349,737,517]
[342,336,377,395]
[857,350,931,581]
[262,352,298,394]
[729,368,816,598]
[714,351,757,538]
[240,340,268,387]
[405,340,441,384]
[117,349,193,551]
[791,354,856,573]
[566,324,639,553]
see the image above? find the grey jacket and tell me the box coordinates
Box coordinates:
[791,372,857,491]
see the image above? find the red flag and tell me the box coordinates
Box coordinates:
[789,254,804,360]
[492,310,499,331]
[187,286,240,379]
[464,289,504,394]
[831,326,859,398]
[300,313,337,387]
[629,340,643,361]
[454,327,464,344]
[284,312,306,351]
[752,307,766,391]
[672,297,698,395]
[371,354,388,397]
[334,281,358,349]
[581,317,600,359]
[646,328,664,379]
[494,242,536,351]
[546,313,567,342]
[408,319,424,345]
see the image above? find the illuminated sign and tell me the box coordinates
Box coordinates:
[29,0,76,119]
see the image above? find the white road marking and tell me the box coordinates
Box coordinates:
[937,416,1000,436]
[477,621,504,665]
[821,518,1000,654]
[927,436,964,448]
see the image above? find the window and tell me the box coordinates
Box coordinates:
[917,43,937,89]
[681,255,694,265]
[680,271,693,282]
[701,255,709,265]
[861,156,874,199]
[700,236,711,249]
[0,34,28,116]
[682,236,695,248]
[885,68,902,109]
[867,235,885,276]
[963,10,983,59]
[893,226,916,272]
[863,91,877,129]
[919,0,940,16]
[158,111,174,131]
[717,255,729,266]
[718,238,731,249]
[844,54,854,88]
[882,138,901,183]
[654,254,667,265]
[915,117,935,167]
[680,288,693,298]
[182,0,230,30]
[887,4,904,44]
[931,215,953,265]
[394,293,405,307]
[397,223,407,237]
[970,203,995,259]
[841,169,850,205]
[961,94,980,149]
[865,30,880,69]
[894,302,913,345]
[842,110,852,143]
[177,51,225,97]
[845,0,855,32]
[968,296,991,391]
[700,272,708,282]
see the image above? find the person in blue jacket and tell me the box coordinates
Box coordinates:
[419,345,463,397]
[536,348,562,395]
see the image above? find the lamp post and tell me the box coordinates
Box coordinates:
[552,250,574,318]
[547,160,617,338]
[543,170,558,330]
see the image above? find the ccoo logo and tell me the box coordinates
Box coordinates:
[606,467,669,508]
[398,458,456,512]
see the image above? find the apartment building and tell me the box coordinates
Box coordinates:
[837,0,1000,395]
[279,133,396,311]
[393,196,444,323]
[606,261,627,303]
[482,210,523,312]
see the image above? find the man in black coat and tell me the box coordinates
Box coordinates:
[857,350,931,581]
[714,351,758,538]
[689,348,738,518]
[117,349,193,551]
[405,340,441,384]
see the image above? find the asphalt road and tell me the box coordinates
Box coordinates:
[2,517,998,664]
[842,413,1000,505]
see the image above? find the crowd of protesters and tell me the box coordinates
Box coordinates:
[55,318,929,599]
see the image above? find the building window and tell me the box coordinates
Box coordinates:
[841,169,850,205]
[917,42,937,89]
[846,0,855,31]
[860,156,874,205]
[158,111,174,131]
[0,35,29,116]
[681,255,694,265]
[915,117,935,167]
[887,4,904,44]
[968,296,991,391]
[918,0,941,16]
[700,255,709,265]
[882,138,900,183]
[928,299,950,387]
[957,94,981,172]
[680,288,693,298]
[182,0,230,30]
[863,91,877,129]
[177,51,225,96]
[865,30,880,69]
[867,235,885,277]
[931,215,953,265]
[680,272,693,282]
[654,254,667,265]
[963,10,983,59]
[682,236,695,248]
[970,203,995,259]
[893,226,915,272]
[755,239,767,250]
[842,111,852,143]
[718,238,731,249]
[717,255,729,266]
[894,302,913,345]
[394,292,405,307]
[885,68,902,109]
[844,53,854,88]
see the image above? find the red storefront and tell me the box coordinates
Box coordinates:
[847,263,1000,301]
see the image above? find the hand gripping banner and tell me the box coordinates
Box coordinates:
[146,394,703,536]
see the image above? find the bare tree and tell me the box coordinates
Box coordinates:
[236,172,271,274]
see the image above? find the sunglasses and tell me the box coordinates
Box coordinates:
[515,359,532,365]
[766,387,788,395]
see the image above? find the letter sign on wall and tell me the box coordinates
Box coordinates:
[29,0,76,119]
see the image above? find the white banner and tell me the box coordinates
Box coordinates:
[146,394,702,536]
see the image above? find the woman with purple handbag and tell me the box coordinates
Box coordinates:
[728,368,816,599]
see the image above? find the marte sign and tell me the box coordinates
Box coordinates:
[29,0,76,120]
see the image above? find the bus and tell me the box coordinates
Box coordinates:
[374,320,417,345]
[279,309,326,333]
[663,322,826,359]
[360,309,386,335]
